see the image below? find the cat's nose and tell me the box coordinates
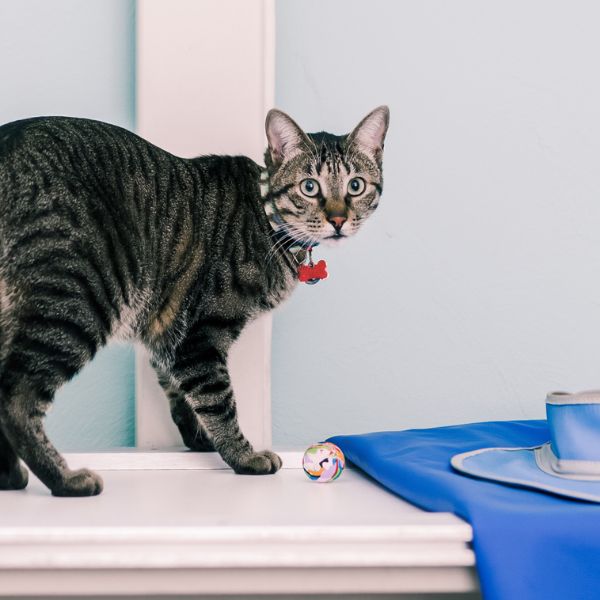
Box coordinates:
[328,216,347,234]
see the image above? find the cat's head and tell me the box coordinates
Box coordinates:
[264,106,389,246]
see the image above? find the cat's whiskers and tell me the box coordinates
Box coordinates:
[265,235,292,266]
[265,221,321,270]
[265,223,300,266]
[289,228,319,253]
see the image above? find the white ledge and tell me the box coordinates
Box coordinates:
[63,448,303,471]
[0,450,478,596]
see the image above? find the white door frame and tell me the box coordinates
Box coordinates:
[134,0,275,449]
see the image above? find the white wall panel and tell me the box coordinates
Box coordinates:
[136,0,275,449]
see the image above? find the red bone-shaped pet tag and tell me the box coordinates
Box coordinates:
[298,259,328,284]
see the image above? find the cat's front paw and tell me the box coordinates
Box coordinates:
[52,468,103,497]
[0,462,29,490]
[233,450,282,475]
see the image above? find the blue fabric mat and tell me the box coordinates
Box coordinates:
[329,420,600,600]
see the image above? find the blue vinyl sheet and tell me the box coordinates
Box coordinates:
[329,420,600,600]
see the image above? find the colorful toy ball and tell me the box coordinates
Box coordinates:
[303,442,345,482]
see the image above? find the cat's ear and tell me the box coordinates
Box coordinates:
[347,106,390,164]
[265,109,312,167]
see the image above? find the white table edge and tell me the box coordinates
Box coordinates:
[0,449,479,596]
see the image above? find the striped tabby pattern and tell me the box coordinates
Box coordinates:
[0,106,388,496]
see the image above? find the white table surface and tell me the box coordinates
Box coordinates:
[0,451,478,596]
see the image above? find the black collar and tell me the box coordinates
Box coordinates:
[269,212,318,252]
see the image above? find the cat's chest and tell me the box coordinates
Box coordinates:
[248,257,299,312]
[196,255,297,318]
[264,267,298,309]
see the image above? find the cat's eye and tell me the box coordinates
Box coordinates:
[348,177,366,196]
[300,178,320,197]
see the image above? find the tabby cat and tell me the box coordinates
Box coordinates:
[0,106,389,496]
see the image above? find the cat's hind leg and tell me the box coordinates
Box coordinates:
[0,386,103,497]
[0,424,28,490]
[0,292,106,496]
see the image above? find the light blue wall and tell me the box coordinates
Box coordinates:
[272,0,600,446]
[4,0,600,452]
[0,0,136,450]
[0,0,135,127]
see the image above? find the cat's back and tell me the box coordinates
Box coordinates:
[1,115,142,146]
[0,116,156,172]
[0,116,175,229]
[0,117,170,293]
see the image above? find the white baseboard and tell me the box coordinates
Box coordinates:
[64,449,304,471]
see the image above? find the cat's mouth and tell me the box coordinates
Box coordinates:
[321,232,348,244]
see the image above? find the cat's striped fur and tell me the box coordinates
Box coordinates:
[0,106,388,495]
